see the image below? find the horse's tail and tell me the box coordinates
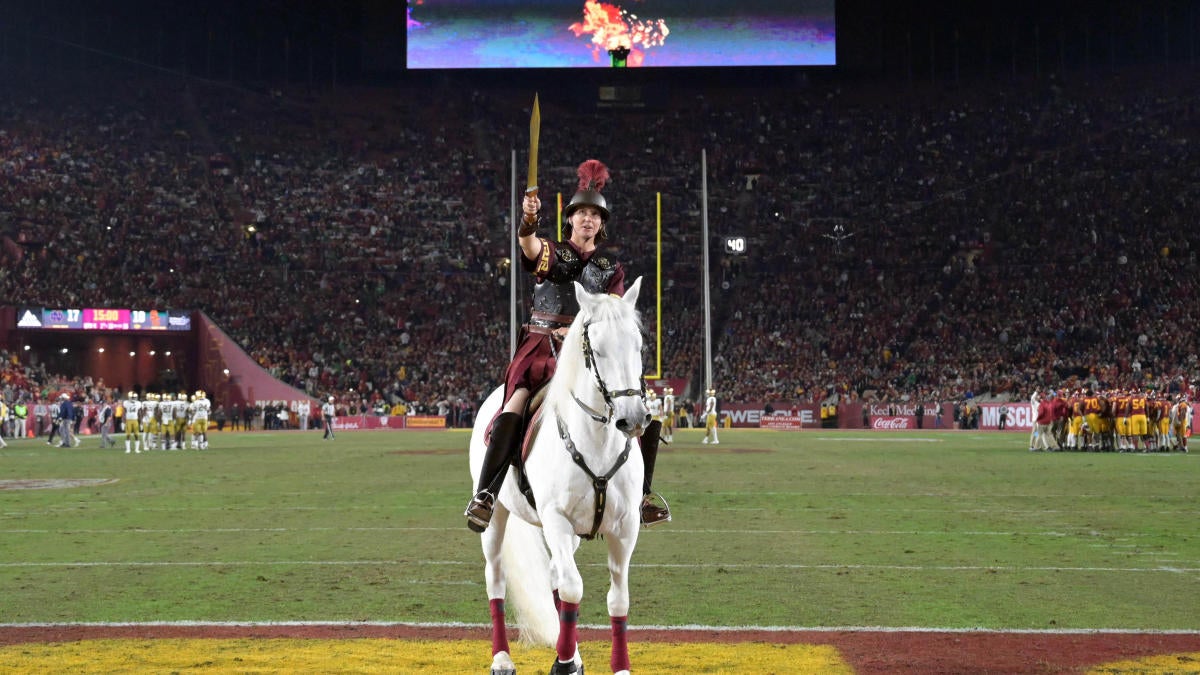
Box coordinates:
[501,517,559,647]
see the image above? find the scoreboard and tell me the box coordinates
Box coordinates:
[17,307,192,332]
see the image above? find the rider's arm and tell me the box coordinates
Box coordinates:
[518,193,543,262]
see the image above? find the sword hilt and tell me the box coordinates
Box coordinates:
[521,187,540,230]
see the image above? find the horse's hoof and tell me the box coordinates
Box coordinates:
[491,650,516,675]
[548,659,578,674]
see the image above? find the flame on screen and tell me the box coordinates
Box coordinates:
[568,1,669,66]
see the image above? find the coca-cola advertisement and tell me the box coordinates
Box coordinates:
[856,402,950,430]
[870,416,913,430]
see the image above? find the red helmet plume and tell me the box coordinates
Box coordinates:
[563,159,611,226]
[576,159,609,192]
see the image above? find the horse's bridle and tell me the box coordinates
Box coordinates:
[570,321,646,425]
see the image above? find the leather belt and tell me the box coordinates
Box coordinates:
[529,311,574,331]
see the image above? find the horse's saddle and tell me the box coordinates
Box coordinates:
[486,386,550,511]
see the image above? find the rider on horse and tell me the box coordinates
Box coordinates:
[465,159,672,533]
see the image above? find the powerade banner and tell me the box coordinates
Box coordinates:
[17,307,191,331]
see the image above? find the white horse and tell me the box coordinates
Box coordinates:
[469,278,650,675]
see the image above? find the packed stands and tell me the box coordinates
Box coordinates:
[2,65,1198,413]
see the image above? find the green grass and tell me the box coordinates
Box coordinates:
[1,429,1197,630]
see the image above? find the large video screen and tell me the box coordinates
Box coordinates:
[17,307,192,332]
[406,0,835,69]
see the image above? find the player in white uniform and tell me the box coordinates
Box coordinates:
[647,390,664,427]
[191,390,211,449]
[142,393,160,450]
[123,392,143,454]
[661,386,675,443]
[1028,389,1041,451]
[170,392,188,449]
[702,388,720,444]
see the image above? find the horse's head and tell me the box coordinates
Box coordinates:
[561,277,650,438]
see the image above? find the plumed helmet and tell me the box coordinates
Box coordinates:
[563,159,611,223]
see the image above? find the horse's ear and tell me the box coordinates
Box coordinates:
[573,280,599,314]
[622,276,643,307]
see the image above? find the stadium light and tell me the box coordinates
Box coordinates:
[60,348,69,354]
[98,348,105,353]
[149,350,156,355]
[23,345,30,351]
[165,351,172,356]
[129,351,136,357]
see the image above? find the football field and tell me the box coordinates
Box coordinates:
[2,427,1198,672]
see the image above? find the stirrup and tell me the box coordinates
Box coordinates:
[640,491,672,527]
[465,490,496,533]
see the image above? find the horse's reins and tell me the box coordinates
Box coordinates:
[557,320,644,540]
[570,322,646,424]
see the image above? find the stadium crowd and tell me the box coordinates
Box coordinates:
[2,65,1198,414]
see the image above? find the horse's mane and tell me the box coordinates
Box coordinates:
[546,291,643,413]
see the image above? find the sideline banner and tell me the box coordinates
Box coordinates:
[724,404,819,429]
[758,415,810,430]
[977,403,1034,431]
[329,415,446,431]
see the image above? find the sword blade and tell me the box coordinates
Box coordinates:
[526,93,540,194]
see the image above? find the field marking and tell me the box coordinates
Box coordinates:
[813,437,944,442]
[1,620,1198,636]
[1,560,1197,573]
[0,526,1166,538]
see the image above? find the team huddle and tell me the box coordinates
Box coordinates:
[1030,389,1193,453]
[120,390,212,454]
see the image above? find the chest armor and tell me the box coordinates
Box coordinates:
[532,246,617,317]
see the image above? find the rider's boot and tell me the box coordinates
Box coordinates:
[638,420,672,526]
[466,412,523,533]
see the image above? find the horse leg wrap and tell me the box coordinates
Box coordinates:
[555,601,580,663]
[610,616,630,673]
[489,598,509,656]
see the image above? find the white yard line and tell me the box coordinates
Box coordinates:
[0,620,1197,635]
[0,526,1171,537]
[0,559,1196,573]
